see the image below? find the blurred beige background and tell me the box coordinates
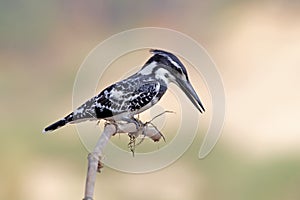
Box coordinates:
[1,1,300,200]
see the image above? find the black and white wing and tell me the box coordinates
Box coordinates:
[128,82,167,113]
[94,80,167,119]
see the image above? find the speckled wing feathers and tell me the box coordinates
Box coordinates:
[93,75,167,119]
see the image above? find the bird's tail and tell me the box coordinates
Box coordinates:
[43,113,74,133]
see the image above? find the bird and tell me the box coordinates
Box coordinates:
[43,49,205,133]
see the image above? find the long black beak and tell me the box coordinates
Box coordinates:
[177,78,205,113]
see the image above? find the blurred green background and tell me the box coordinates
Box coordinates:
[1,1,300,200]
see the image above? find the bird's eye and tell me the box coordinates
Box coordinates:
[164,73,169,78]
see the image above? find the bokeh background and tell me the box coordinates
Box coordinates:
[1,1,300,200]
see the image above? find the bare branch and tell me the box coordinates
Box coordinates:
[82,109,176,199]
[83,123,117,200]
[82,120,164,200]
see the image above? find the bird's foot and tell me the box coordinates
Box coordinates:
[130,117,143,132]
[103,120,119,136]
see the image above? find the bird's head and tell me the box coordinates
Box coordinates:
[140,49,205,113]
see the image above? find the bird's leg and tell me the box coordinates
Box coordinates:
[123,117,143,132]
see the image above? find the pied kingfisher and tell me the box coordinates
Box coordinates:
[43,49,205,133]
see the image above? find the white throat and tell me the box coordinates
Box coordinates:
[154,68,175,85]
